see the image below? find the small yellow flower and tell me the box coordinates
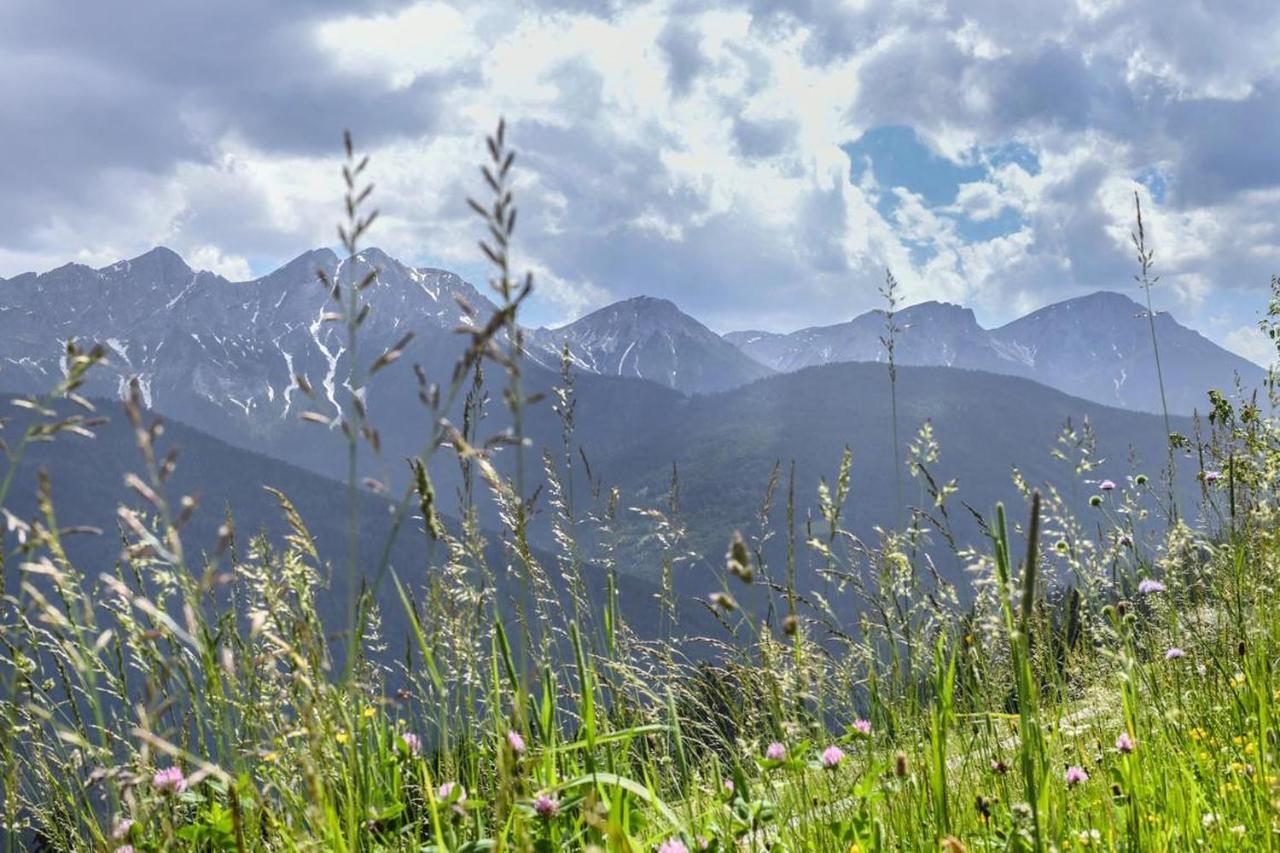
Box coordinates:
[362,707,377,719]
[263,751,280,762]
[1190,728,1207,742]
[335,731,350,744]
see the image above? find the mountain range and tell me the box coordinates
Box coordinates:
[1,247,1262,417]
[0,246,1253,611]
[726,292,1266,415]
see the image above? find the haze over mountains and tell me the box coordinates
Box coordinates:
[0,246,1253,601]
[727,292,1265,415]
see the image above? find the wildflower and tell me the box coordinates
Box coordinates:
[263,751,280,763]
[1137,579,1166,595]
[118,847,134,853]
[991,759,1009,774]
[1165,647,1185,660]
[1076,828,1102,846]
[507,730,526,756]
[1099,479,1116,491]
[721,778,735,798]
[765,741,786,761]
[851,718,872,737]
[1204,470,1222,483]
[1118,533,1133,548]
[362,707,376,719]
[152,766,187,794]
[1116,732,1135,754]
[533,794,559,818]
[111,818,134,840]
[335,731,350,745]
[658,840,689,853]
[821,745,846,769]
[438,782,466,804]
[1202,813,1217,828]
[401,732,422,757]
[1064,766,1089,787]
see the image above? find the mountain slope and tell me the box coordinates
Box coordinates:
[991,291,1265,414]
[588,361,1205,595]
[528,296,773,394]
[726,301,1016,375]
[0,393,716,643]
[726,291,1263,414]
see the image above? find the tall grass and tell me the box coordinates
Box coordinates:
[1,124,1278,852]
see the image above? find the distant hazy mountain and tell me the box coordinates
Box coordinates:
[527,296,773,394]
[989,291,1265,415]
[726,291,1265,415]
[0,246,686,533]
[725,301,1012,375]
[0,245,493,422]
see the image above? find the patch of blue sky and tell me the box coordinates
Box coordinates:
[1135,166,1168,203]
[845,125,1036,244]
[955,206,1027,242]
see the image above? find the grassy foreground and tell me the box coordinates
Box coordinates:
[4,126,1280,852]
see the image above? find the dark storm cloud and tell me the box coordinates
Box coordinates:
[1166,82,1280,206]
[0,0,443,201]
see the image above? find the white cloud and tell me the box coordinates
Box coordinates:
[1223,325,1274,368]
[3,0,1280,343]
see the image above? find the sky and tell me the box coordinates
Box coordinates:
[3,0,1280,362]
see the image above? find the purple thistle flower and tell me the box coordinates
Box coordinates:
[111,818,134,840]
[152,766,187,794]
[1065,765,1089,787]
[1165,647,1185,660]
[1137,578,1166,595]
[1099,479,1117,491]
[1116,732,1135,754]
[533,794,560,818]
[507,729,526,756]
[765,741,786,761]
[821,745,846,769]
[851,719,872,737]
[401,732,422,757]
[1204,470,1222,483]
[658,840,689,853]
[118,847,134,853]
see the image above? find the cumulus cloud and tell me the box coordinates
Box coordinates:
[2,0,1280,341]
